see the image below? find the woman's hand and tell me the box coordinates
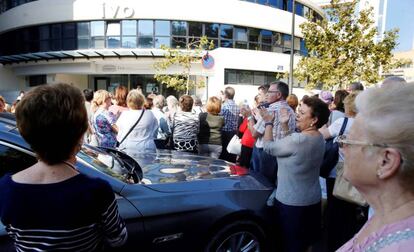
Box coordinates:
[259,108,275,123]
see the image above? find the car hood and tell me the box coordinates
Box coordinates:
[130,150,236,184]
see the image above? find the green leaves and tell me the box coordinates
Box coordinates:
[153,36,212,94]
[295,0,399,90]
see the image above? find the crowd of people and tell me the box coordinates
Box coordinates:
[0,76,413,251]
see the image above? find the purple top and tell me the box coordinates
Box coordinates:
[337,215,414,252]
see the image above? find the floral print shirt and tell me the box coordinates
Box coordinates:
[93,108,117,147]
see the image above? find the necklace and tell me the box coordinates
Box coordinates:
[63,161,79,172]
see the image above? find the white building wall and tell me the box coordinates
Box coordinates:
[0,66,26,91]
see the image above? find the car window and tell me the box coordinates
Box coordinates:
[0,143,37,178]
[77,145,135,184]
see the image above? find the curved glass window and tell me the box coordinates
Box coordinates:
[0,19,309,60]
[240,0,323,21]
[0,0,37,14]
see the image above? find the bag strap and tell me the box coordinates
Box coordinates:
[338,117,348,136]
[118,110,145,146]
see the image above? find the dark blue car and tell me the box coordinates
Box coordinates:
[0,115,277,251]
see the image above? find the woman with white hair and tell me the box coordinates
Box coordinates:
[337,84,414,251]
[320,91,369,251]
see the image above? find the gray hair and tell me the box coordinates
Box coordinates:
[153,95,165,109]
[355,84,414,191]
[166,95,178,109]
[381,76,407,88]
[191,95,202,106]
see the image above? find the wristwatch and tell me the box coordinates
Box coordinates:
[265,122,273,127]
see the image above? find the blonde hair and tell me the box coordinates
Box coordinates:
[343,91,360,117]
[127,89,145,110]
[91,90,110,113]
[206,96,221,115]
[355,85,414,192]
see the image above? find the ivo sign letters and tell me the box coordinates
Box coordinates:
[102,3,135,19]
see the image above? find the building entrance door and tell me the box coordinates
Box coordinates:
[94,77,110,90]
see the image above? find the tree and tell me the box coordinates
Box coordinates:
[154,36,214,94]
[295,0,400,90]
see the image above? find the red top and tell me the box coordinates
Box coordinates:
[239,118,255,148]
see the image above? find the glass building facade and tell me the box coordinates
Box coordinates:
[0,0,323,22]
[0,19,308,57]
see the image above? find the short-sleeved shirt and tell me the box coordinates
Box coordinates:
[0,173,128,251]
[93,108,117,148]
[254,100,296,147]
[116,109,158,154]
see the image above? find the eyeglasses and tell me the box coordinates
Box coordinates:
[336,135,388,149]
[267,90,280,94]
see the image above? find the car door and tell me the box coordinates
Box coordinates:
[0,141,145,250]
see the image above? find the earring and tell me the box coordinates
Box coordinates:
[310,123,314,127]
[377,170,383,178]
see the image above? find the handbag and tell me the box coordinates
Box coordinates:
[320,117,348,178]
[333,162,368,206]
[116,110,145,148]
[226,135,242,155]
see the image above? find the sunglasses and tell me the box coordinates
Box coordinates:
[336,135,389,149]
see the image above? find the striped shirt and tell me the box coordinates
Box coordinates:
[172,112,199,142]
[0,173,127,251]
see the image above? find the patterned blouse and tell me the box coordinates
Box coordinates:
[93,108,117,148]
[338,215,414,252]
[172,112,199,142]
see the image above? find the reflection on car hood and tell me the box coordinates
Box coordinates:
[130,150,235,184]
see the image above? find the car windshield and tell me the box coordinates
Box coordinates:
[77,145,134,184]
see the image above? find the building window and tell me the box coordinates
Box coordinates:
[171,21,187,48]
[27,75,46,87]
[188,22,203,37]
[77,22,90,49]
[0,19,311,61]
[205,23,219,38]
[234,27,248,49]
[106,22,120,48]
[121,20,137,48]
[91,21,105,48]
[62,23,76,50]
[155,20,170,48]
[138,20,153,48]
[225,69,283,86]
[171,21,187,36]
[261,30,272,52]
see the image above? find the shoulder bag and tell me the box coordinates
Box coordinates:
[320,117,348,178]
[116,110,145,148]
[333,162,368,206]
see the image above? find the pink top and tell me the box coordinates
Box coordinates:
[108,105,129,118]
[337,215,414,252]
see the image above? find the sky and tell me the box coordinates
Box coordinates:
[385,0,413,52]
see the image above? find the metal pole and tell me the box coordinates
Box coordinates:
[289,0,296,94]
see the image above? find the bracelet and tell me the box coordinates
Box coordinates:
[265,122,273,127]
